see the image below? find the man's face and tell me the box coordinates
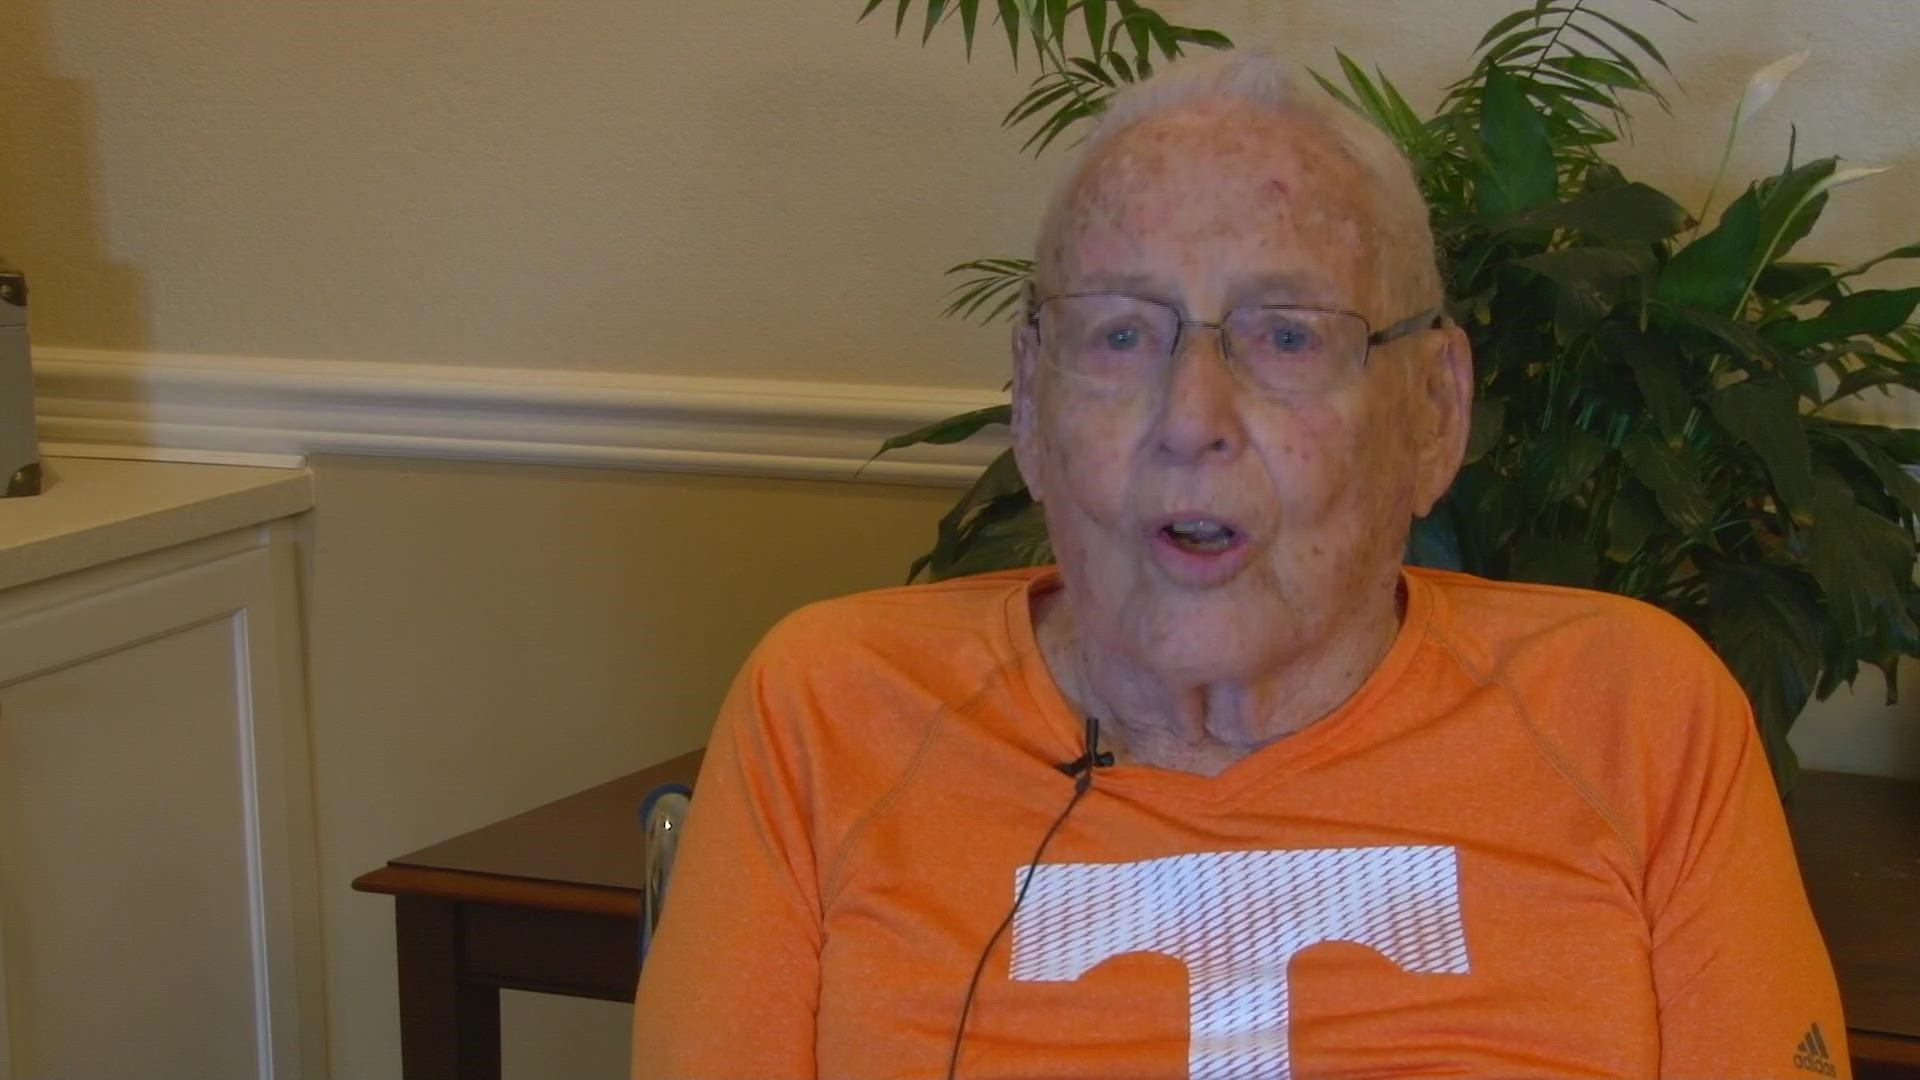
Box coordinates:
[1012,103,1469,682]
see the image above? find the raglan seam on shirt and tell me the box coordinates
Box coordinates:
[1426,621,1648,881]
[815,653,1025,908]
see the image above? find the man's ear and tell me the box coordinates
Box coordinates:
[1010,314,1047,504]
[1410,320,1474,516]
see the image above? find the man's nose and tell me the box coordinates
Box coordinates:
[1155,322,1246,464]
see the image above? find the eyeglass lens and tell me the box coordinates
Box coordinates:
[1039,295,1371,396]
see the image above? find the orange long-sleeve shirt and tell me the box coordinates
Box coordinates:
[633,566,1848,1079]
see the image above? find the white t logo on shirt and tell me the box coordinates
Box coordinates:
[1008,845,1470,1079]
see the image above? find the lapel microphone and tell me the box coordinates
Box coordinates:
[1053,714,1116,792]
[947,714,1112,1078]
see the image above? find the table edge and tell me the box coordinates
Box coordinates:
[352,863,640,920]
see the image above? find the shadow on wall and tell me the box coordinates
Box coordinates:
[0,0,146,351]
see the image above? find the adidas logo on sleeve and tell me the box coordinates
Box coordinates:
[1792,1022,1837,1076]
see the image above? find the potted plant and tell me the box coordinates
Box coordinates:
[863,0,1920,790]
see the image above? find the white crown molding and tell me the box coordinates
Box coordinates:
[32,348,1008,487]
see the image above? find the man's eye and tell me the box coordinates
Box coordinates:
[1267,321,1317,354]
[1104,325,1144,350]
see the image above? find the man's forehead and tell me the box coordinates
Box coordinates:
[1077,104,1368,206]
[1045,104,1378,303]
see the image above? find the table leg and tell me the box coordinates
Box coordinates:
[395,895,502,1080]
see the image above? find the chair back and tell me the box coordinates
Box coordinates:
[638,784,692,964]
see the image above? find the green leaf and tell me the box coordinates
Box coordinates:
[1586,7,1675,78]
[1539,54,1646,92]
[1709,378,1815,523]
[859,0,889,20]
[1753,261,1842,307]
[1762,288,1920,351]
[1656,186,1760,315]
[1514,246,1651,287]
[1515,246,1652,340]
[1067,56,1116,87]
[1309,69,1364,116]
[1803,471,1917,641]
[1826,363,1920,404]
[1561,25,1651,89]
[1082,0,1106,55]
[1660,305,1781,368]
[1045,0,1068,52]
[1170,26,1230,50]
[1598,323,1690,440]
[1464,399,1505,463]
[1473,68,1557,221]
[1474,6,1563,52]
[1521,424,1608,504]
[1480,24,1560,67]
[920,449,1032,580]
[996,0,1021,61]
[1004,78,1079,127]
[1335,50,1398,136]
[936,493,1052,579]
[957,0,979,54]
[1373,69,1428,150]
[1509,534,1597,588]
[1493,182,1692,243]
[942,256,1032,323]
[1706,563,1823,787]
[1622,431,1715,542]
[1829,428,1920,519]
[876,404,1011,454]
[1114,0,1151,62]
[921,0,947,45]
[1833,243,1920,286]
[1450,465,1525,571]
[1780,358,1822,408]
[1753,156,1840,269]
[1605,480,1665,562]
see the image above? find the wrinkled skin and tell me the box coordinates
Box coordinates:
[1012,102,1474,776]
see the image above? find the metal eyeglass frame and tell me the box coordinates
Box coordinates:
[1026,291,1446,394]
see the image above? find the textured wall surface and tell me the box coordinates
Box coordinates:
[303,456,952,1079]
[1,1,1914,388]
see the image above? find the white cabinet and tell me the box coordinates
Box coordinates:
[0,458,323,1080]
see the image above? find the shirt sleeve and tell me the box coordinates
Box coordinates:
[631,646,822,1080]
[1643,659,1851,1080]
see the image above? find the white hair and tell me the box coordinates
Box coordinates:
[1034,48,1443,311]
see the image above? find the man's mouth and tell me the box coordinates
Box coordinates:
[1160,518,1240,554]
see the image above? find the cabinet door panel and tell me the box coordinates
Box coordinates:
[0,532,319,1080]
[0,615,263,1080]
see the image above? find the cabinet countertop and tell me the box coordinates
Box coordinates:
[0,455,313,591]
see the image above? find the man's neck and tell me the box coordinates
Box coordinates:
[1032,582,1404,777]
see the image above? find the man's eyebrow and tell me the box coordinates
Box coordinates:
[1063,271,1169,296]
[1056,271,1341,310]
[1229,273,1334,306]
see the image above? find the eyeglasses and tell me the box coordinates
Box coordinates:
[1028,292,1443,399]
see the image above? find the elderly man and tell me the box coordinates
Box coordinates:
[632,50,1845,1080]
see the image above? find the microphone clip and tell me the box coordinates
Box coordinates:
[1052,715,1115,791]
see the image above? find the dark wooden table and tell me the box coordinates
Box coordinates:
[1787,771,1920,1080]
[353,750,705,1080]
[355,759,1919,1080]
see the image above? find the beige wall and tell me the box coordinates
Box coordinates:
[2,1,1915,386]
[305,454,953,1079]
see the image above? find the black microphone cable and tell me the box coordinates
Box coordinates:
[943,714,1114,1080]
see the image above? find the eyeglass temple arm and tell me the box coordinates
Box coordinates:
[1368,307,1447,347]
